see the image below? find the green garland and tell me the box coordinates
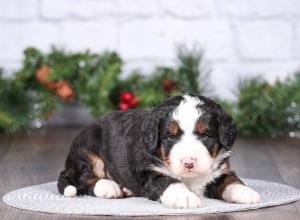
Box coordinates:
[0,47,300,138]
[0,69,31,131]
[0,46,207,132]
[16,47,123,117]
[234,74,300,137]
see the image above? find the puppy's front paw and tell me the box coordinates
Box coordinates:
[160,183,201,209]
[94,179,123,199]
[222,184,261,204]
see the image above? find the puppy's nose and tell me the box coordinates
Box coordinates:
[184,162,194,169]
[182,157,197,169]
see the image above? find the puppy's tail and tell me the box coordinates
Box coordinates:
[57,168,77,197]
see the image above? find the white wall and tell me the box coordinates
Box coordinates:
[1,0,300,100]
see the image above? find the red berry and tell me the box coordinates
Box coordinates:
[121,92,133,103]
[119,103,129,110]
[129,98,138,108]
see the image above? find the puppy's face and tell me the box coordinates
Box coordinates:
[158,94,236,178]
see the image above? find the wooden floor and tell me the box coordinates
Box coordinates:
[0,126,300,220]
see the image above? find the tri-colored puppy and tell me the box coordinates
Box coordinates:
[58,94,260,208]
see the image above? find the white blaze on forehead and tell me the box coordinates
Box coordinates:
[168,95,212,177]
[172,95,203,132]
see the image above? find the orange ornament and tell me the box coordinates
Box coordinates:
[56,81,75,102]
[35,66,57,91]
[35,66,75,102]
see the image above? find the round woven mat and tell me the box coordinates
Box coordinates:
[3,179,300,216]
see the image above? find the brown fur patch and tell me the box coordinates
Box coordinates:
[210,144,220,158]
[85,177,99,185]
[222,161,230,172]
[196,121,208,135]
[169,121,179,135]
[160,147,170,166]
[216,174,243,198]
[88,154,106,178]
[122,187,135,197]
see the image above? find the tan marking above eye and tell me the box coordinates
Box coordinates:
[196,121,208,134]
[169,121,179,135]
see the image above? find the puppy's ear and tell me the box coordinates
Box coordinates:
[217,106,237,150]
[142,95,183,152]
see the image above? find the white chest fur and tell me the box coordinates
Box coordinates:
[181,169,223,196]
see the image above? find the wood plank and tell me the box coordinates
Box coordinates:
[231,138,283,183]
[230,138,300,220]
[266,138,300,215]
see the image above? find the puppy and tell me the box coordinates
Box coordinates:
[57,94,260,208]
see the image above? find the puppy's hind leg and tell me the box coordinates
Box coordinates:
[85,153,123,199]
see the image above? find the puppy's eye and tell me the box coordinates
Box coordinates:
[167,134,177,140]
[197,132,212,141]
[199,135,208,141]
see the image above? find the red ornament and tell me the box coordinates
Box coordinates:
[121,92,133,103]
[119,103,129,110]
[129,98,138,108]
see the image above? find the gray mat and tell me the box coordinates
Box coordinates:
[3,179,300,216]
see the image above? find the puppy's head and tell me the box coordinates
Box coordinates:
[152,94,237,178]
